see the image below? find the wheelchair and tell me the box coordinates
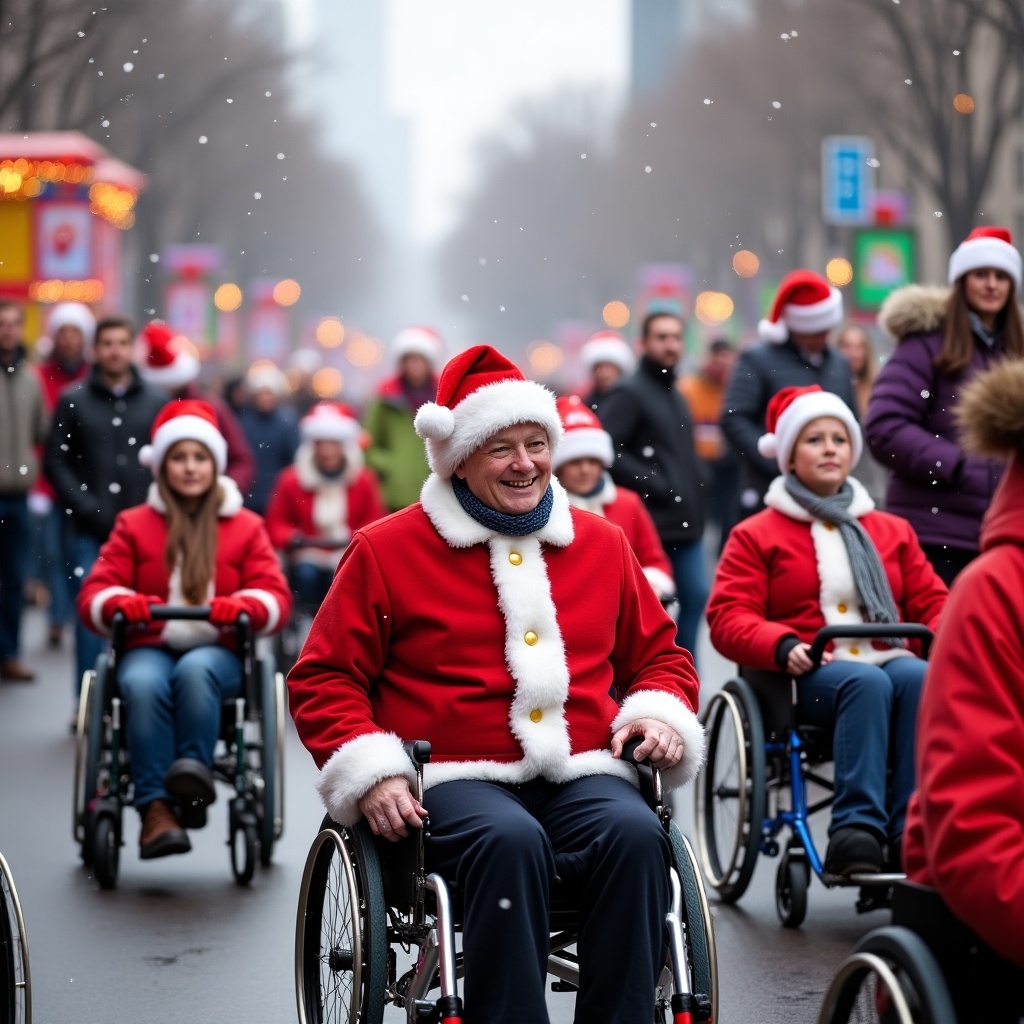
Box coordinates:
[0,850,30,1024]
[818,881,1024,1024]
[695,623,933,928]
[72,606,286,889]
[294,741,719,1024]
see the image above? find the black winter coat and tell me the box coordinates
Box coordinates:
[721,338,856,511]
[44,368,168,543]
[599,357,705,546]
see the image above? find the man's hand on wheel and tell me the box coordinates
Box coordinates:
[611,717,684,769]
[358,776,428,842]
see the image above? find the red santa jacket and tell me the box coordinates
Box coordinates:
[78,477,291,651]
[264,443,386,567]
[903,462,1024,968]
[287,474,704,826]
[706,476,947,671]
[564,475,675,599]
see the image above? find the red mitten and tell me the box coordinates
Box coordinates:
[105,593,162,624]
[209,595,248,627]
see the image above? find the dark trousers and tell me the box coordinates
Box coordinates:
[424,775,671,1024]
[0,494,29,661]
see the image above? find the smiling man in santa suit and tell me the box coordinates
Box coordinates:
[288,344,703,1024]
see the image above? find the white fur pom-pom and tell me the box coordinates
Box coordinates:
[757,318,789,343]
[138,444,154,467]
[757,433,777,458]
[414,402,456,440]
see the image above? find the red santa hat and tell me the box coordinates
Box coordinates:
[552,395,614,470]
[948,226,1022,292]
[300,401,362,444]
[138,321,200,389]
[414,344,562,479]
[758,270,843,342]
[48,302,96,341]
[579,331,635,375]
[757,385,862,473]
[392,326,443,368]
[139,399,228,475]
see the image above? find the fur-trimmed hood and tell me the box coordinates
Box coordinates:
[957,359,1024,459]
[878,285,949,341]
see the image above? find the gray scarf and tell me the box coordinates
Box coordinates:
[784,474,904,648]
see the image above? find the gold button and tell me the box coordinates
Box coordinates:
[529,708,543,723]
[509,552,522,565]
[837,603,847,614]
[524,631,538,646]
[824,523,836,531]
[849,647,860,656]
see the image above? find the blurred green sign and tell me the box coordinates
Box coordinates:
[852,228,916,310]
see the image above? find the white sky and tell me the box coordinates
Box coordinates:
[287,0,630,242]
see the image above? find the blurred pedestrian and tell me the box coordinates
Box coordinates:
[236,364,300,515]
[137,321,255,494]
[363,326,441,513]
[32,302,94,649]
[44,315,167,715]
[866,226,1024,585]
[579,330,634,419]
[600,311,708,661]
[287,348,322,417]
[678,338,740,550]
[836,322,887,507]
[0,300,48,681]
[722,270,855,516]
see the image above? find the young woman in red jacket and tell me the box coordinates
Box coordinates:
[552,395,675,603]
[77,400,291,860]
[264,401,385,608]
[706,386,947,877]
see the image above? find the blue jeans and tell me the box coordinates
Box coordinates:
[69,532,103,701]
[0,495,30,661]
[117,645,242,811]
[290,561,334,611]
[665,539,709,664]
[797,656,926,840]
[40,505,75,627]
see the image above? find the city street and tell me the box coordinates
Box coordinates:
[0,606,889,1024]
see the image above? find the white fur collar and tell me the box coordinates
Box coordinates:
[564,473,617,516]
[420,473,574,549]
[763,474,874,521]
[146,475,245,517]
[293,440,363,491]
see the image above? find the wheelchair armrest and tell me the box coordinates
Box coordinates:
[620,737,666,825]
[403,740,432,766]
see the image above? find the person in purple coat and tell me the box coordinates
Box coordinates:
[866,227,1024,585]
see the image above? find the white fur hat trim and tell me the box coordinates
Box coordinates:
[138,413,228,474]
[552,427,614,470]
[48,302,96,341]
[948,237,1022,292]
[757,390,862,473]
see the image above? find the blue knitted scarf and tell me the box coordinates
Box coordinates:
[452,475,554,536]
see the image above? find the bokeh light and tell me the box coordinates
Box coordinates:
[29,279,104,303]
[825,257,854,287]
[312,367,344,398]
[526,341,563,376]
[732,250,760,278]
[602,300,630,329]
[315,317,345,348]
[694,291,735,326]
[272,278,301,306]
[345,333,383,368]
[953,93,975,114]
[213,283,243,312]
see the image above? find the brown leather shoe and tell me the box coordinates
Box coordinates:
[1,659,35,681]
[139,800,191,859]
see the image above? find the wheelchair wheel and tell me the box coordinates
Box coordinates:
[664,823,719,1023]
[74,658,108,865]
[257,657,285,866]
[231,821,258,887]
[92,815,119,891]
[817,926,956,1024]
[0,852,30,1024]
[695,679,765,902]
[295,821,387,1024]
[775,848,809,929]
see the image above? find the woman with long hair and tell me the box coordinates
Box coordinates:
[866,226,1024,584]
[78,400,291,860]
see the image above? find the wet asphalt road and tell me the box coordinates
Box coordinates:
[0,607,888,1023]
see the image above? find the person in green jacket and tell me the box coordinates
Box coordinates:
[363,327,442,512]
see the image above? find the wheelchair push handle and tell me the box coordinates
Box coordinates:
[807,623,934,667]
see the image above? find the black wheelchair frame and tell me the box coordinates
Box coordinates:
[695,624,933,927]
[294,740,719,1024]
[72,607,285,889]
[0,850,30,1024]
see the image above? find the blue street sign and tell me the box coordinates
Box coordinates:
[821,136,875,226]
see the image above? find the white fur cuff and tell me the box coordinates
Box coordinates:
[642,567,676,600]
[611,689,706,790]
[316,731,417,826]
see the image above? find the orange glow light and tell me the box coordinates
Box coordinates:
[694,291,735,326]
[213,283,243,313]
[527,341,563,376]
[825,258,854,288]
[315,317,345,348]
[953,93,975,115]
[732,250,760,278]
[312,367,344,398]
[272,278,301,306]
[601,301,630,329]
